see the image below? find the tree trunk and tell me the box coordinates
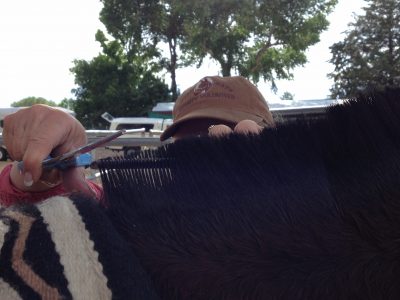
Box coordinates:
[387,10,395,87]
[169,38,178,100]
[221,65,231,77]
[220,56,232,77]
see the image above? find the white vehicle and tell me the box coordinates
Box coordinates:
[148,102,174,119]
[101,112,172,155]
[269,98,342,123]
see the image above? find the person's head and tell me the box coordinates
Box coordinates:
[160,76,275,141]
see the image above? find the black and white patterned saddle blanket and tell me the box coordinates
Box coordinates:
[0,196,159,300]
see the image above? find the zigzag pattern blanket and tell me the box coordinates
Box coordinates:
[0,196,159,300]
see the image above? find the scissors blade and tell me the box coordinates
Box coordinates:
[41,129,126,168]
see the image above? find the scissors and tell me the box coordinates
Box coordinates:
[17,129,126,171]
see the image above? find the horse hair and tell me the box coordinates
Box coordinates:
[98,88,400,300]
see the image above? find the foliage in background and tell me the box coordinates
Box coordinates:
[11,97,57,107]
[329,0,400,98]
[280,92,295,100]
[70,31,171,129]
[100,0,186,100]
[183,0,337,92]
[99,0,337,95]
[58,98,76,110]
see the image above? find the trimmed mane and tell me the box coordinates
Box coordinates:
[99,88,400,300]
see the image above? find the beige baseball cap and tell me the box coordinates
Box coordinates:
[160,76,274,141]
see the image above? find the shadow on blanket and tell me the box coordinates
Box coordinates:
[98,88,400,300]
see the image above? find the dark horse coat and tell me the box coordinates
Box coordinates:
[1,88,400,299]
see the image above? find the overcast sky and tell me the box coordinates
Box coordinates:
[0,0,366,108]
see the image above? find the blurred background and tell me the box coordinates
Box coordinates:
[0,0,397,129]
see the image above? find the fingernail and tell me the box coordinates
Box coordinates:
[23,172,33,187]
[18,164,23,175]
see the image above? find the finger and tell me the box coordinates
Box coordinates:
[10,160,63,192]
[47,115,87,157]
[234,120,263,135]
[20,125,86,186]
[3,104,88,188]
[3,114,29,160]
[39,168,62,186]
[208,124,233,137]
[21,126,83,185]
[22,141,55,185]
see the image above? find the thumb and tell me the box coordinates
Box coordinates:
[21,142,54,186]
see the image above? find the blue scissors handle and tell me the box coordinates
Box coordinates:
[42,153,93,170]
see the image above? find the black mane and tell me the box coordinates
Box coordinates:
[99,88,400,300]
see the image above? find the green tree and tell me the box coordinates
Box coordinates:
[328,0,400,98]
[100,0,187,100]
[71,32,171,129]
[11,97,57,107]
[280,92,295,100]
[99,0,336,95]
[58,98,76,110]
[182,0,337,91]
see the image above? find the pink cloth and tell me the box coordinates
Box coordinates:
[0,164,103,207]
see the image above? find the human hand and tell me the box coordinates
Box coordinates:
[3,105,94,196]
[208,120,263,137]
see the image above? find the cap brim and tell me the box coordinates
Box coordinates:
[160,108,265,141]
